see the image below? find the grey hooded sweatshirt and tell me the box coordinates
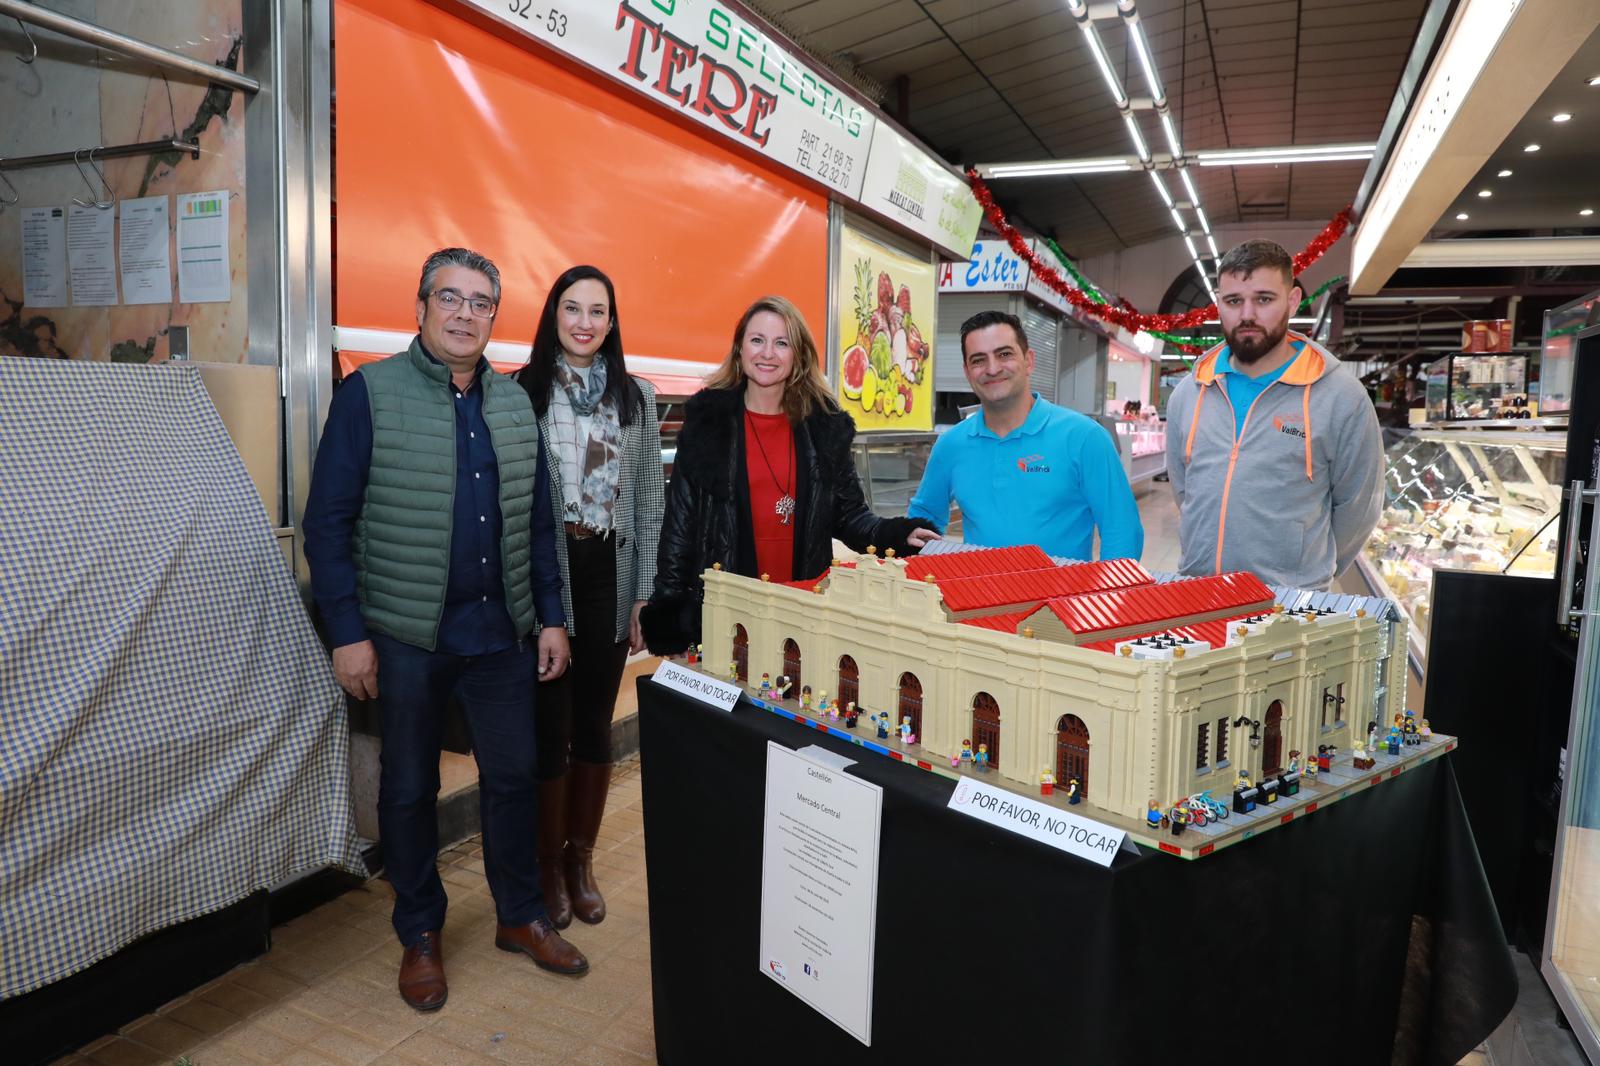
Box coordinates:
[1165,334,1384,591]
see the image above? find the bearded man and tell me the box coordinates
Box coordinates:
[1166,239,1382,590]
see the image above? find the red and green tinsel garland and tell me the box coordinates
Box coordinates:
[966,168,1354,350]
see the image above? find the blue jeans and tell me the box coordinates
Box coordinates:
[372,633,544,945]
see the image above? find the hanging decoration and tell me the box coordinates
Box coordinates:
[967,168,1354,345]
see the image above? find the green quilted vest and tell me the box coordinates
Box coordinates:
[354,339,540,650]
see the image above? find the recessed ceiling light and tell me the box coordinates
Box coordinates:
[1525,143,1542,152]
[1478,189,1492,198]
[1554,113,1573,122]
[1590,76,1600,87]
[1583,208,1596,217]
[1455,212,1470,220]
[1497,169,1513,177]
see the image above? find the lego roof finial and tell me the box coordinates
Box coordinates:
[885,548,897,559]
[1356,608,1367,618]
[1119,645,1132,656]
[760,572,770,582]
[866,545,878,556]
[925,574,936,583]
[712,562,722,571]
[1023,626,1035,639]
[1173,646,1186,659]
[1272,604,1285,614]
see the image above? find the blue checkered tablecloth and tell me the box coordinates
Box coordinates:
[0,359,363,999]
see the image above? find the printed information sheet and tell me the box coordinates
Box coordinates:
[759,742,882,1046]
[68,204,117,305]
[177,191,230,303]
[119,196,173,305]
[21,206,68,307]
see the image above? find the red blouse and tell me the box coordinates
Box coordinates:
[744,409,797,582]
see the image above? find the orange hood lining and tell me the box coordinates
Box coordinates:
[1193,333,1326,388]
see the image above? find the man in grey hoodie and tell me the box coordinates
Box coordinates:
[1165,239,1383,591]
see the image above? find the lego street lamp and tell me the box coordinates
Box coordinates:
[1234,715,1262,747]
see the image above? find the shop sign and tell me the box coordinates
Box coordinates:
[858,123,983,259]
[938,239,1030,292]
[456,0,875,198]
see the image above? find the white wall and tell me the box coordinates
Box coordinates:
[1077,222,1354,315]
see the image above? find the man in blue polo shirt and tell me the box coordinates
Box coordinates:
[908,310,1143,561]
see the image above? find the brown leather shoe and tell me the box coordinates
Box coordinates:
[495,918,590,976]
[539,775,573,929]
[397,930,447,1010]
[565,761,611,925]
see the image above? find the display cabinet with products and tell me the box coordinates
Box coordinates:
[1113,418,1167,485]
[1540,289,1600,416]
[1425,353,1534,421]
[1355,428,1564,670]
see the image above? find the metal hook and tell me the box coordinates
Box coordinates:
[71,147,114,209]
[14,18,36,64]
[0,162,17,212]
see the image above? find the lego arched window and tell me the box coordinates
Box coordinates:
[1056,715,1090,798]
[1263,700,1285,776]
[897,673,922,740]
[783,639,802,694]
[732,625,748,683]
[837,655,859,711]
[972,693,1000,771]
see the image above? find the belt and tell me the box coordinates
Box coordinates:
[564,521,611,541]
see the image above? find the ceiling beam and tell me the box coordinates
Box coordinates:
[1400,238,1600,270]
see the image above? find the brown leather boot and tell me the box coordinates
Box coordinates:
[397,930,447,1010]
[565,761,611,925]
[495,918,590,976]
[539,775,573,929]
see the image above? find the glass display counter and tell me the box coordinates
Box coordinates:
[1355,427,1564,670]
[1425,353,1533,421]
[850,431,941,524]
[1113,418,1167,485]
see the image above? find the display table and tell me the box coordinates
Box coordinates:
[640,679,1516,1065]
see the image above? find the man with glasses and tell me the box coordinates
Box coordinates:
[304,247,585,1011]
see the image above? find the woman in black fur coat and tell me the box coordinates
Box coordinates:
[640,296,939,654]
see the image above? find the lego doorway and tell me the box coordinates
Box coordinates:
[898,673,923,740]
[732,625,748,683]
[838,655,859,710]
[1057,715,1090,797]
[972,693,1001,769]
[783,639,802,693]
[1263,700,1285,775]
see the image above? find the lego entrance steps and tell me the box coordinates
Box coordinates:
[678,658,1458,861]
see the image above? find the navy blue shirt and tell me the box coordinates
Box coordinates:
[303,348,565,654]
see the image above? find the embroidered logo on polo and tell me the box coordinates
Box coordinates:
[1016,453,1052,473]
[1273,415,1307,440]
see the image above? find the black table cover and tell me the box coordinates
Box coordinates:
[639,679,1515,1066]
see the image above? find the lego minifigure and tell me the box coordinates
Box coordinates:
[1403,710,1420,746]
[1169,802,1190,836]
[1066,777,1081,805]
[729,660,739,680]
[875,712,890,739]
[686,644,699,665]
[1146,800,1163,829]
[1041,769,1056,796]
[1386,728,1401,756]
[759,672,772,693]
[1419,718,1433,740]
[843,702,860,729]
[1287,750,1301,774]
[819,691,831,715]
[1304,757,1317,779]
[777,675,794,700]
[1352,742,1374,771]
[899,716,916,744]
[1316,746,1332,773]
[800,685,812,709]
[958,739,974,768]
[1235,769,1252,793]
[1367,720,1380,752]
[975,743,990,771]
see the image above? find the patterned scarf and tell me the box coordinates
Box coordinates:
[554,354,622,529]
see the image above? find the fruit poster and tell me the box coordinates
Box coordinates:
[836,225,935,432]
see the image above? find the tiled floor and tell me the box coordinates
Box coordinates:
[54,758,654,1066]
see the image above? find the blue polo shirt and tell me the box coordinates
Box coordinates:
[1214,343,1301,438]
[908,394,1143,561]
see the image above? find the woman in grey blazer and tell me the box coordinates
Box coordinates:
[515,265,665,930]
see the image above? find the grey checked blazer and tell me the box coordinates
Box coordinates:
[534,376,666,643]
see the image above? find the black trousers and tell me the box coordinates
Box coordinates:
[536,533,630,779]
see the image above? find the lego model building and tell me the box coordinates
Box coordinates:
[698,546,1413,828]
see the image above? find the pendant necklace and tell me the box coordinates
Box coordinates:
[748,410,796,525]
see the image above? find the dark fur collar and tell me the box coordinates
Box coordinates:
[677,388,854,494]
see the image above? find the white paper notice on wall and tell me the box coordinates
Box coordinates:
[119,197,173,306]
[176,191,230,303]
[947,777,1128,868]
[760,742,881,1046]
[21,206,68,308]
[650,660,742,712]
[67,204,118,306]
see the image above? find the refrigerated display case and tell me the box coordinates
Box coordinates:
[1355,428,1564,670]
[1425,353,1533,421]
[850,431,944,527]
[1539,289,1600,416]
[1113,418,1167,485]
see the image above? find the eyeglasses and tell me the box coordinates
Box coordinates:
[429,288,497,318]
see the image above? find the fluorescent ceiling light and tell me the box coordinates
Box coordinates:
[1183,235,1200,260]
[1148,170,1174,207]
[1590,75,1600,87]
[1477,189,1492,197]
[1177,168,1200,206]
[1525,143,1541,152]
[1346,295,1479,304]
[1169,206,1187,234]
[1456,212,1470,220]
[1122,113,1151,162]
[1128,19,1165,106]
[1080,24,1128,109]
[1206,234,1220,258]
[1159,112,1182,158]
[982,158,1133,178]
[1195,143,1375,166]
[1195,205,1212,236]
[1554,112,1573,122]
[1497,169,1513,177]
[1583,208,1595,216]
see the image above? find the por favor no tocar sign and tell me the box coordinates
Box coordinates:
[948,777,1131,868]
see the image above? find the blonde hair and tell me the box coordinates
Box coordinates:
[706,295,838,423]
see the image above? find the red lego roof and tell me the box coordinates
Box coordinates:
[937,558,1155,613]
[902,546,1054,583]
[1038,572,1274,636]
[1081,612,1262,654]
[776,561,857,592]
[957,609,1033,634]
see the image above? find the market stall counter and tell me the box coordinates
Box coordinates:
[639,679,1515,1065]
